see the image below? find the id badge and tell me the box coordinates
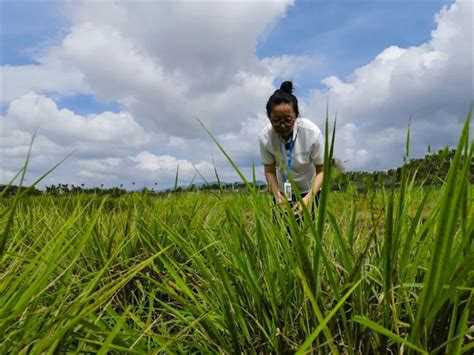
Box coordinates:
[284,181,292,201]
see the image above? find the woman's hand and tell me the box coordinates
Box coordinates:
[275,192,286,205]
[292,193,312,215]
[302,193,312,208]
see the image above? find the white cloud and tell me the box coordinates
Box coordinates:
[69,0,293,91]
[0,169,18,185]
[1,93,153,186]
[131,152,192,172]
[129,151,216,182]
[1,64,88,104]
[79,157,122,172]
[2,0,298,138]
[6,92,150,148]
[305,0,473,171]
[262,55,322,79]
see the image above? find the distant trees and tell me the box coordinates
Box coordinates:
[42,184,127,197]
[2,148,471,198]
[332,148,470,193]
[0,185,42,197]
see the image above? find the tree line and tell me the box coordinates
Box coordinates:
[2,148,472,197]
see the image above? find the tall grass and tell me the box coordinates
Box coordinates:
[0,111,472,353]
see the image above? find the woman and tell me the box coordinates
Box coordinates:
[259,81,324,216]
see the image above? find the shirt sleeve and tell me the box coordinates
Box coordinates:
[259,134,275,165]
[310,130,324,165]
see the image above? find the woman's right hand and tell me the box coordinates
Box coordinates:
[275,192,286,205]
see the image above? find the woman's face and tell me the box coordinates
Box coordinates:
[269,103,297,138]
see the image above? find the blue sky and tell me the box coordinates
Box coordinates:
[1,1,68,65]
[257,0,452,94]
[1,0,471,188]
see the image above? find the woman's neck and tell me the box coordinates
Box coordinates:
[281,132,292,141]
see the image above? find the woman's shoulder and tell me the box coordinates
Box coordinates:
[297,118,322,135]
[258,123,274,141]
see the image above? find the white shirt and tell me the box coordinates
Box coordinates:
[259,118,324,194]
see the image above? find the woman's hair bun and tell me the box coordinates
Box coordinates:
[279,81,294,94]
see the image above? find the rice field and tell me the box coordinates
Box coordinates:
[1,114,473,353]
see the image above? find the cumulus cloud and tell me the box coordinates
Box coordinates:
[130,151,214,181]
[3,0,299,137]
[6,93,149,147]
[305,0,472,171]
[131,152,193,172]
[69,0,292,92]
[1,64,88,104]
[1,92,151,185]
[262,55,322,80]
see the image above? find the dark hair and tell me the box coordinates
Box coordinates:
[266,81,299,118]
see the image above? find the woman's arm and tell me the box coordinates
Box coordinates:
[264,164,285,204]
[302,164,324,207]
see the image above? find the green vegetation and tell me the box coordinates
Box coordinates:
[332,147,474,193]
[1,112,472,353]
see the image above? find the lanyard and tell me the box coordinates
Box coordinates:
[279,129,297,182]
